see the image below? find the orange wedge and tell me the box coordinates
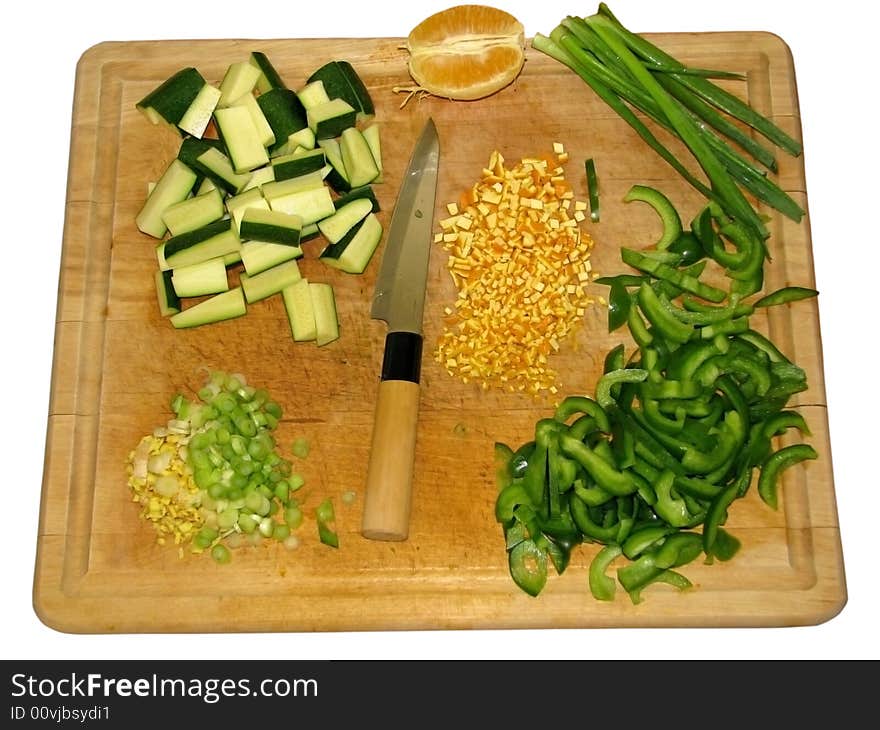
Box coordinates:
[404,5,526,101]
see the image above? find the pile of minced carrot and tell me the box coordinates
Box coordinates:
[434,145,601,396]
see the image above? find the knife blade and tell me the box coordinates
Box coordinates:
[361,118,440,542]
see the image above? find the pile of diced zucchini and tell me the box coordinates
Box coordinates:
[136,53,385,345]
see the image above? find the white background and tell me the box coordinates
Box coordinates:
[3,0,877,661]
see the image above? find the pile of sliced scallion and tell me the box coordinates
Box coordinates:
[127,370,338,563]
[494,5,819,603]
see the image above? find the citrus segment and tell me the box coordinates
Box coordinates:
[405,5,526,101]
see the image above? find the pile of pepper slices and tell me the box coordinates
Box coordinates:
[492,3,824,603]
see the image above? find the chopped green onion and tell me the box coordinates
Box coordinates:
[585,158,600,222]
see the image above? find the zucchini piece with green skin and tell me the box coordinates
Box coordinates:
[161,219,241,270]
[137,67,207,131]
[340,127,380,187]
[309,282,340,346]
[261,171,327,204]
[317,138,351,193]
[333,185,380,212]
[307,98,357,140]
[226,187,268,233]
[240,208,303,246]
[362,123,383,182]
[136,158,198,239]
[231,92,276,148]
[171,257,230,298]
[257,88,309,155]
[281,278,317,342]
[154,269,180,317]
[317,198,373,244]
[268,185,335,226]
[306,60,375,117]
[249,51,287,93]
[170,287,247,329]
[194,147,252,195]
[214,106,270,174]
[240,240,303,276]
[240,258,303,303]
[217,61,261,107]
[178,83,221,139]
[161,187,226,237]
[297,79,331,110]
[271,148,326,181]
[319,213,383,274]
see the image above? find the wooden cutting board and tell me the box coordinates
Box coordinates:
[34,32,845,632]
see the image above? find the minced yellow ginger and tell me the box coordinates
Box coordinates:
[434,145,600,396]
[126,428,204,555]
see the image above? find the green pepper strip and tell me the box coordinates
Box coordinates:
[554,396,611,433]
[622,524,675,559]
[508,539,548,597]
[569,415,599,442]
[764,410,811,438]
[589,544,622,601]
[702,466,751,554]
[667,230,706,266]
[621,247,727,303]
[653,531,704,569]
[695,352,772,397]
[682,294,754,319]
[559,434,640,496]
[627,303,654,348]
[606,279,632,332]
[603,342,627,373]
[639,378,703,400]
[654,470,705,527]
[707,527,741,562]
[569,494,620,542]
[757,444,819,510]
[681,410,744,474]
[627,569,693,604]
[495,482,534,523]
[504,520,529,550]
[596,368,649,410]
[666,339,723,381]
[754,286,818,308]
[642,398,686,435]
[573,479,614,507]
[637,282,695,345]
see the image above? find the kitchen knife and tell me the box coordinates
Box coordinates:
[361,118,440,542]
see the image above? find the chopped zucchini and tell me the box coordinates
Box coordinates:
[240,208,303,246]
[178,83,222,139]
[240,258,303,303]
[232,92,276,148]
[217,61,261,107]
[171,257,230,298]
[297,79,331,110]
[281,278,317,342]
[310,282,340,346]
[136,159,198,238]
[319,213,383,274]
[249,51,287,93]
[136,67,207,132]
[170,287,247,329]
[214,106,270,174]
[340,127,379,187]
[155,269,181,317]
[257,87,309,155]
[240,240,303,276]
[194,146,251,195]
[161,219,241,270]
[268,185,335,226]
[161,187,225,236]
[334,185,380,212]
[306,98,357,140]
[271,148,326,181]
[317,198,372,244]
[306,60,374,117]
[317,138,350,193]
[225,188,269,232]
[362,123,383,182]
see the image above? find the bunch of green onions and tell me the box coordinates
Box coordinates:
[532,3,804,242]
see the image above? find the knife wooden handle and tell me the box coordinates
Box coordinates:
[362,332,423,541]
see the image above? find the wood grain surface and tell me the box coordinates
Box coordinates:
[33,32,846,632]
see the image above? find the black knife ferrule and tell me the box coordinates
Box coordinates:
[381,331,423,383]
